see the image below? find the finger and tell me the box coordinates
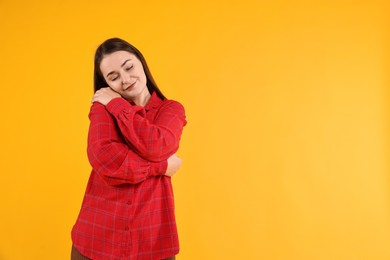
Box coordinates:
[91,94,99,102]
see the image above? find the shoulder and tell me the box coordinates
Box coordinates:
[158,99,187,126]
[152,98,187,123]
[159,99,185,115]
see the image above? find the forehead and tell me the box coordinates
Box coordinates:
[100,51,138,71]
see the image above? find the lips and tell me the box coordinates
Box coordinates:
[125,81,136,90]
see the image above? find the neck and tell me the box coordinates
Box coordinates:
[133,90,151,107]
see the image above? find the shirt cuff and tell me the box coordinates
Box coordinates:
[150,160,168,176]
[105,98,131,117]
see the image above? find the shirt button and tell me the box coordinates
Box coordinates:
[127,200,131,205]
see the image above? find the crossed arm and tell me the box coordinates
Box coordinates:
[87,92,186,185]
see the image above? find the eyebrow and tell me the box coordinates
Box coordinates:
[105,59,132,77]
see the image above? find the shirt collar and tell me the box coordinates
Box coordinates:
[144,91,163,111]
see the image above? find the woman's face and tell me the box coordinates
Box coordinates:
[99,50,149,102]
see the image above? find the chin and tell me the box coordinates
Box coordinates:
[123,96,134,102]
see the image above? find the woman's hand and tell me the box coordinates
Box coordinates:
[92,87,122,106]
[165,154,182,177]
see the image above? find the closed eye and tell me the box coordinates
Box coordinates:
[108,75,119,81]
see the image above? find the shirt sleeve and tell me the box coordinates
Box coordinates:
[87,102,168,185]
[105,98,187,162]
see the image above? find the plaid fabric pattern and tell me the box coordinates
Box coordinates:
[72,92,186,260]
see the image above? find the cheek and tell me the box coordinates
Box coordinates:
[139,70,147,83]
[106,81,122,91]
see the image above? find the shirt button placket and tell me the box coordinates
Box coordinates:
[122,199,132,258]
[125,203,131,231]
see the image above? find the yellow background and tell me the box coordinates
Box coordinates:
[0,0,389,259]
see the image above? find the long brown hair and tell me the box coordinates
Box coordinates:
[93,38,166,100]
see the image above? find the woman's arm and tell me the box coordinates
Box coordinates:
[105,97,186,162]
[87,102,172,185]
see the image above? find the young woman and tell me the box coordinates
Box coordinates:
[71,38,186,260]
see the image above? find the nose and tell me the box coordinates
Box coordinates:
[122,74,132,86]
[122,73,131,85]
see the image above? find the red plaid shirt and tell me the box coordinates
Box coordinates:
[72,92,186,259]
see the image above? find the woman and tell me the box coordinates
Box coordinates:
[71,38,186,260]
